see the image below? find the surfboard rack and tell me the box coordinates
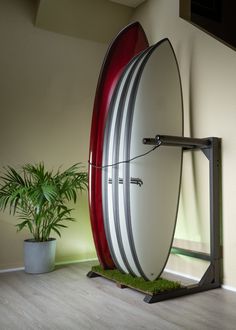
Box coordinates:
[142,135,222,303]
[87,135,221,304]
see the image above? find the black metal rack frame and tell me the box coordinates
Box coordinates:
[87,135,222,304]
[142,135,222,303]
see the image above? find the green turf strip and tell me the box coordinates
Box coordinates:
[91,265,182,295]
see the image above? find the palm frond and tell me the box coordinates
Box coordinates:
[0,162,88,241]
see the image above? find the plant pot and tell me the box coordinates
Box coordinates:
[24,238,56,274]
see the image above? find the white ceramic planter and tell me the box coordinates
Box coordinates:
[24,238,56,274]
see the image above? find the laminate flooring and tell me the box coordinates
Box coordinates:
[0,261,236,330]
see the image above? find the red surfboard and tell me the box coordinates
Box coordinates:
[88,22,149,269]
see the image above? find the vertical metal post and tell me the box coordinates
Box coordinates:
[202,138,221,285]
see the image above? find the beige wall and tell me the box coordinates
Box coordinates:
[0,0,108,269]
[36,0,133,44]
[132,0,236,287]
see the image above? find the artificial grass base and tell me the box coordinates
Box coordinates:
[91,265,182,295]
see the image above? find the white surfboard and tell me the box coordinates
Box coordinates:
[122,39,183,280]
[102,48,150,274]
[112,45,158,277]
[103,38,183,281]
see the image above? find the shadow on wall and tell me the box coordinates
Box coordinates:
[0,216,29,269]
[10,0,39,24]
[175,38,210,251]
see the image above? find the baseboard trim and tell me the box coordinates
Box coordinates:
[165,269,236,293]
[222,285,236,292]
[165,268,201,282]
[0,267,24,273]
[0,258,99,274]
[55,258,98,266]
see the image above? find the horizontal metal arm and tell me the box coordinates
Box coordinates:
[143,135,211,149]
[171,247,211,261]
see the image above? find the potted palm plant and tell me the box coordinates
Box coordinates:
[0,163,88,274]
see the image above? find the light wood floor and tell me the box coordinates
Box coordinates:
[0,261,236,330]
